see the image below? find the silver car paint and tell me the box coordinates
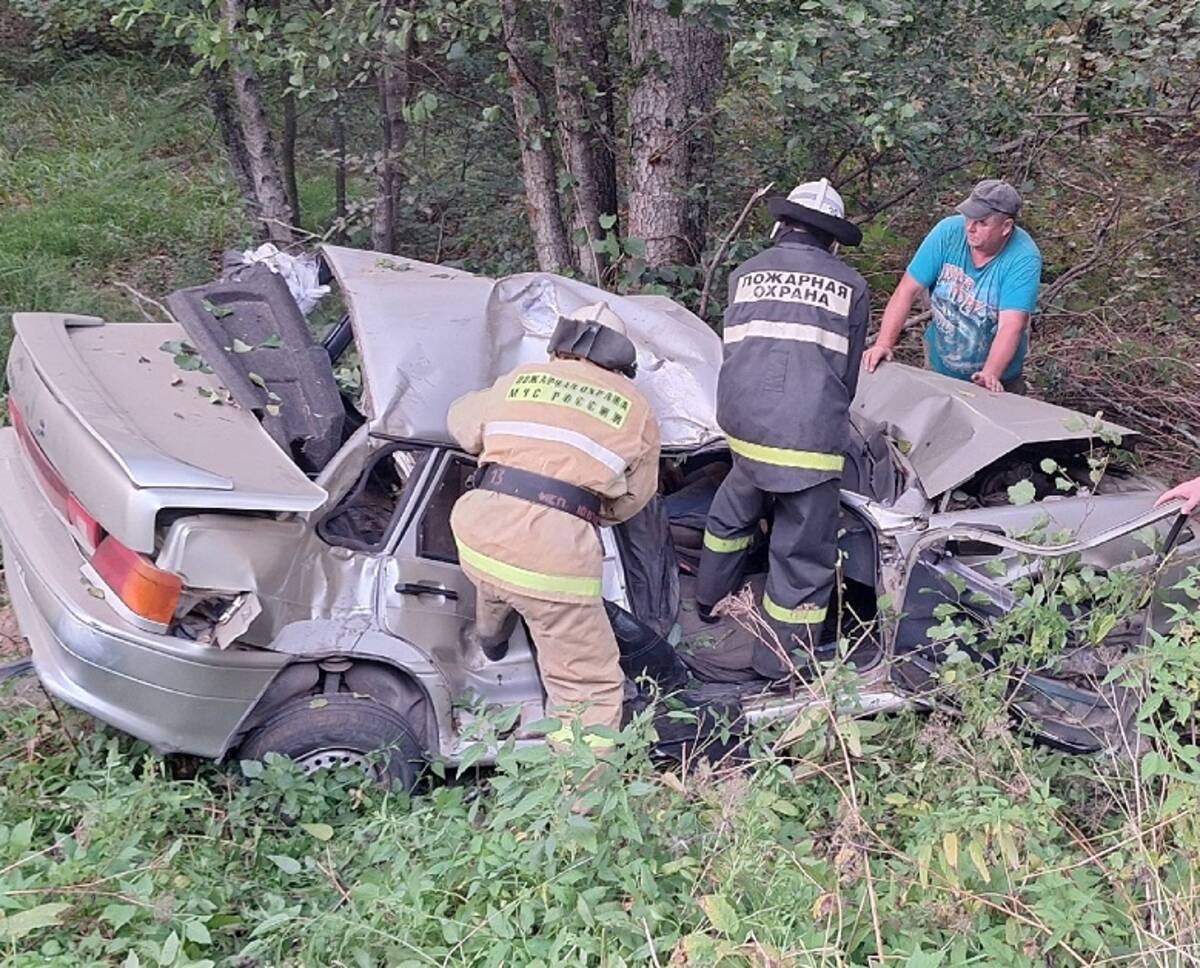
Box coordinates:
[7,314,326,553]
[0,435,288,757]
[321,244,724,448]
[0,246,1190,768]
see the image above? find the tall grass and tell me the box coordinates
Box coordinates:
[0,54,247,393]
[2,591,1200,968]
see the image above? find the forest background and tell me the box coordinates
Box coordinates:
[2,0,1200,964]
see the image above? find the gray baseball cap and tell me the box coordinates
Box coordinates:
[956,179,1022,219]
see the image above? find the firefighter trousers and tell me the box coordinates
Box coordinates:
[472,580,624,743]
[696,461,841,678]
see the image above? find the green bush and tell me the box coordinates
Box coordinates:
[3,580,1200,967]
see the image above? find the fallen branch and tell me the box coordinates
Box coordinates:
[38,686,78,756]
[868,310,930,347]
[1105,210,1200,268]
[833,150,902,191]
[317,850,353,912]
[1032,108,1199,120]
[258,215,322,247]
[856,119,1107,229]
[114,281,175,324]
[1040,195,1123,307]
[697,182,773,321]
[642,917,664,968]
[1113,405,1200,454]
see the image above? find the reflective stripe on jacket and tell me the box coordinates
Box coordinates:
[448,357,661,604]
[716,233,871,491]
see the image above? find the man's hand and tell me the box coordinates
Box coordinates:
[862,343,894,373]
[971,370,1004,393]
[1156,475,1200,514]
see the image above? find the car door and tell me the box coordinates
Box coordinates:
[380,449,545,714]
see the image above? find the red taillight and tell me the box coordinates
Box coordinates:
[92,536,183,627]
[67,495,104,555]
[12,400,108,551]
[10,400,70,518]
[10,399,181,626]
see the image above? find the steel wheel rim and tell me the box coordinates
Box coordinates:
[294,746,376,777]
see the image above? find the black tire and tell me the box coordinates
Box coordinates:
[237,693,426,790]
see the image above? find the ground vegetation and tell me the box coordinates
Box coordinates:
[3,3,1200,963]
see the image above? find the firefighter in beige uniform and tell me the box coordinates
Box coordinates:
[448,303,661,743]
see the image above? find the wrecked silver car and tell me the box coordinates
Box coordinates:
[1,245,1194,785]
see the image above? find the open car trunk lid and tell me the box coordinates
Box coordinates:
[167,266,344,470]
[6,313,326,553]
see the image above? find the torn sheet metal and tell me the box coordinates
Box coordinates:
[321,244,1133,484]
[853,363,1135,498]
[320,245,723,448]
[202,593,263,650]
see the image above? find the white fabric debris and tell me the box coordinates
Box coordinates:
[237,243,330,315]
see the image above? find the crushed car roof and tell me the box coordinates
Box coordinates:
[852,364,1134,497]
[323,244,1133,496]
[320,245,723,449]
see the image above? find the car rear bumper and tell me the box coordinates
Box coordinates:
[0,430,288,757]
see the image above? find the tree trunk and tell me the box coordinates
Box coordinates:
[282,91,301,227]
[500,0,573,273]
[549,0,617,282]
[685,25,725,259]
[371,58,409,253]
[223,0,294,244]
[203,67,257,215]
[371,2,410,255]
[1073,16,1104,110]
[627,1,723,267]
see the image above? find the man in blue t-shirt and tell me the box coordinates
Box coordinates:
[862,179,1042,393]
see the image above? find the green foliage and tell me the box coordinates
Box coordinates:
[1,32,1199,957]
[726,0,1199,175]
[0,56,247,397]
[6,568,1200,966]
[6,0,144,53]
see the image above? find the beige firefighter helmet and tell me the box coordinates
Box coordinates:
[567,301,628,335]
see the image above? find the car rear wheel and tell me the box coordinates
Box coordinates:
[237,693,426,791]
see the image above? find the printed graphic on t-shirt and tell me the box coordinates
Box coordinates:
[929,265,1000,377]
[506,372,631,429]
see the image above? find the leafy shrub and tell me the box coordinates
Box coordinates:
[4,574,1200,967]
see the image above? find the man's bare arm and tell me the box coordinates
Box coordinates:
[1157,475,1200,514]
[862,272,926,372]
[970,310,1027,392]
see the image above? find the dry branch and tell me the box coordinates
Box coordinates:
[1040,195,1123,308]
[853,156,976,224]
[698,182,773,321]
[114,281,175,323]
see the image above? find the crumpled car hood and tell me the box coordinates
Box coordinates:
[321,244,723,448]
[852,363,1134,498]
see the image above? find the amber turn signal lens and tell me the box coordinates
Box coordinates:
[92,536,183,626]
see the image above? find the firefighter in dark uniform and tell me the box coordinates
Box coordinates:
[696,179,871,679]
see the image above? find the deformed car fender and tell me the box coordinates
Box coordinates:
[220,625,448,760]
